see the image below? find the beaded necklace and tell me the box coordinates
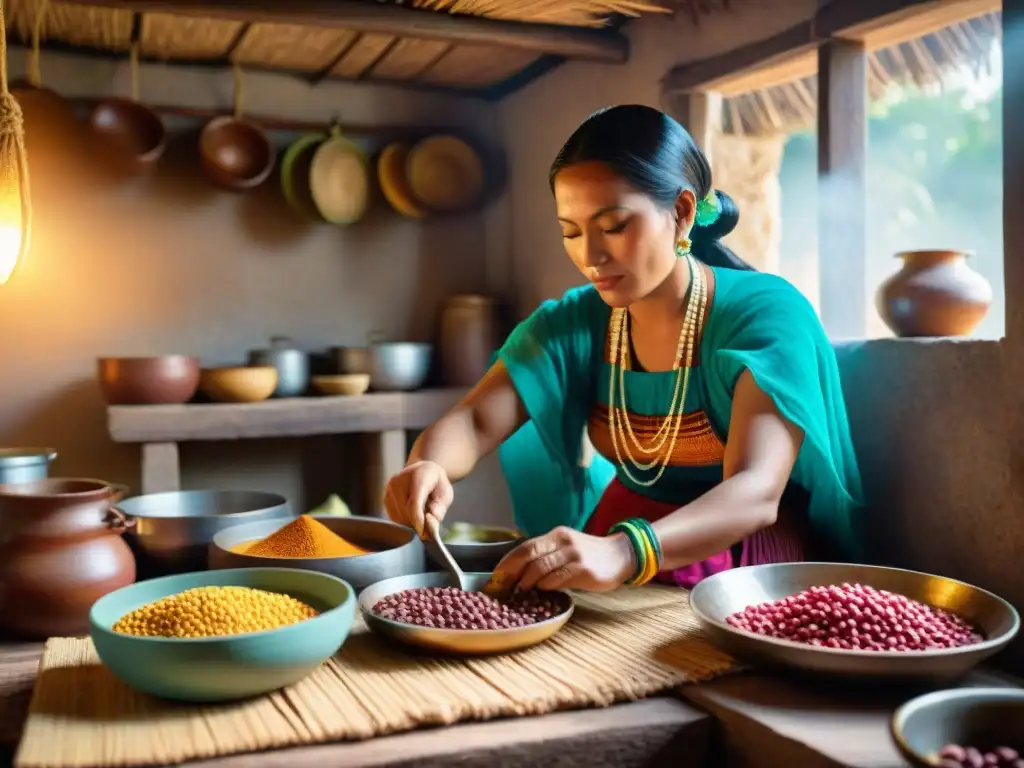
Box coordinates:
[607,252,709,487]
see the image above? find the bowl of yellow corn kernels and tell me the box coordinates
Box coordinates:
[89,567,355,702]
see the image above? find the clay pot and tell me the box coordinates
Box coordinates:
[0,479,136,639]
[97,355,201,405]
[87,97,167,174]
[439,294,498,386]
[876,250,993,338]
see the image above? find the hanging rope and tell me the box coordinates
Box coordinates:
[27,0,49,88]
[232,64,243,119]
[0,0,34,283]
[130,41,140,101]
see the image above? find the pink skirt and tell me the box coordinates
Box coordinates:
[583,478,810,589]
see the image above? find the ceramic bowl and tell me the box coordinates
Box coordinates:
[90,567,355,702]
[891,687,1024,766]
[312,374,370,396]
[199,366,278,403]
[209,515,426,593]
[97,356,201,405]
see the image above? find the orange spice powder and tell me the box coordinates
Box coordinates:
[240,515,371,559]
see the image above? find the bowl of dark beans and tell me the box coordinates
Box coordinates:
[891,687,1024,767]
[358,572,574,654]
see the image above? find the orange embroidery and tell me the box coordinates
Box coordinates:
[588,404,725,467]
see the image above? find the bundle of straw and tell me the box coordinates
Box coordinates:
[410,0,671,27]
[0,0,32,285]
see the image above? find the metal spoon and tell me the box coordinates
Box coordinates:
[424,513,468,591]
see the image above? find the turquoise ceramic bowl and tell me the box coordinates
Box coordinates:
[90,567,355,703]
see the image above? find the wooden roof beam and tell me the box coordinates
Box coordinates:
[816,0,1001,50]
[662,0,1000,96]
[662,22,818,96]
[56,0,630,63]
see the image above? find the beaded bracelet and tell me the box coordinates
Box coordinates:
[608,518,663,587]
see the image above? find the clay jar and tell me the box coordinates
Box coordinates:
[439,294,498,386]
[876,250,993,338]
[0,479,136,639]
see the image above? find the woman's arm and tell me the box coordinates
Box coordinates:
[407,360,528,481]
[651,368,804,569]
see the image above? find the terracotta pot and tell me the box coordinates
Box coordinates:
[0,479,136,639]
[439,294,498,386]
[876,250,993,338]
[97,355,201,405]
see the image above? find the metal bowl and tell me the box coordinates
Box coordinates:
[690,562,1020,682]
[891,688,1024,767]
[118,490,293,576]
[369,342,432,391]
[432,522,523,572]
[209,515,426,592]
[359,571,574,655]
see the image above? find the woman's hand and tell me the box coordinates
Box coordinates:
[493,527,636,592]
[384,460,454,537]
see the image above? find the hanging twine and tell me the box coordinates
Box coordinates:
[130,41,140,101]
[0,0,33,283]
[232,64,244,119]
[27,0,49,88]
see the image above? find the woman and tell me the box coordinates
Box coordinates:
[385,104,864,593]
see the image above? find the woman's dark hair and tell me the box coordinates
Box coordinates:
[549,104,754,271]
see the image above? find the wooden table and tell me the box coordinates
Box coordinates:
[2,638,1019,768]
[106,389,468,514]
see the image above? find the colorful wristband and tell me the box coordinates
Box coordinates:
[609,518,662,587]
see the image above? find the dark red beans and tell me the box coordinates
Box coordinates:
[725,582,984,652]
[372,587,568,630]
[936,744,1021,768]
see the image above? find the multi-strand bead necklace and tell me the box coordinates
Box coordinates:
[607,251,708,487]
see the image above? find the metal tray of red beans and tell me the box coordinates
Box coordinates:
[358,572,574,655]
[689,562,1020,681]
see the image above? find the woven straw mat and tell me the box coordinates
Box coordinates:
[15,585,739,768]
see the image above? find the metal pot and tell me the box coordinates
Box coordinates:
[369,341,433,392]
[116,490,293,576]
[248,337,310,398]
[0,448,57,486]
[330,346,370,375]
[210,515,426,593]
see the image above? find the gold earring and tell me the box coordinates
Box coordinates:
[675,238,691,258]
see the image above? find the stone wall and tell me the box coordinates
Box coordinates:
[710,132,786,274]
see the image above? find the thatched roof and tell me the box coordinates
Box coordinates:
[722,12,1001,136]
[3,0,703,98]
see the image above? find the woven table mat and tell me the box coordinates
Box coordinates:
[15,586,738,768]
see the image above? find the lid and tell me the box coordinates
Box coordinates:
[0,448,58,468]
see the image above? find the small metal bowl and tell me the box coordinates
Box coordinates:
[359,571,574,655]
[891,688,1024,767]
[690,562,1020,682]
[210,515,426,593]
[433,522,523,572]
[368,342,432,391]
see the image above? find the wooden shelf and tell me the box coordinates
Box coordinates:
[107,388,469,443]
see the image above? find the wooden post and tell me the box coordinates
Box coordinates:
[817,39,869,339]
[364,430,407,517]
[140,442,181,494]
[670,91,722,168]
[1004,0,1024,342]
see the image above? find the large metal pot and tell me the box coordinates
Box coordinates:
[0,448,57,486]
[247,337,310,398]
[117,490,293,576]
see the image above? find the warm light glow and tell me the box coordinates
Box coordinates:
[0,222,22,285]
